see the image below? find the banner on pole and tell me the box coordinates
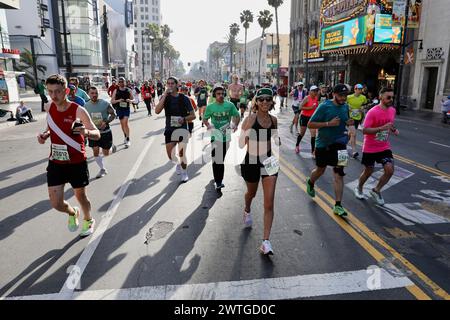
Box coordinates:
[392,0,407,27]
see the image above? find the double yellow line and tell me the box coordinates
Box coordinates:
[278,155,450,300]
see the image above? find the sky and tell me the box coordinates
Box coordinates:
[160,0,291,72]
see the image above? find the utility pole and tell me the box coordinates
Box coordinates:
[304,0,309,87]
[270,34,274,83]
[395,0,411,115]
[60,0,73,79]
[29,37,39,87]
[141,31,145,80]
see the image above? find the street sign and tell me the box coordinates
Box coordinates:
[42,18,51,28]
[267,64,279,68]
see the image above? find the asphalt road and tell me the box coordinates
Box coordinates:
[0,96,449,300]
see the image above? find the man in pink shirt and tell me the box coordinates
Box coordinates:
[354,87,399,205]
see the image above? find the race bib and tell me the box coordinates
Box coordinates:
[91,112,103,127]
[263,156,280,176]
[171,116,182,127]
[337,150,349,167]
[240,97,247,104]
[375,130,389,142]
[119,102,128,108]
[145,93,150,98]
[200,93,206,100]
[51,144,70,162]
[350,109,360,118]
[219,123,230,135]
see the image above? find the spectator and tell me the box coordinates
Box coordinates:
[15,101,35,123]
[442,95,450,124]
[36,79,48,112]
[108,80,118,97]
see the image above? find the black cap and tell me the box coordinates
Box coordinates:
[333,84,350,94]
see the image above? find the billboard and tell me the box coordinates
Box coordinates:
[374,14,402,44]
[321,16,368,51]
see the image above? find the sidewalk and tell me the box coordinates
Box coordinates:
[396,108,449,128]
[0,91,46,130]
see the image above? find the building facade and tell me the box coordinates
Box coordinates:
[410,0,450,112]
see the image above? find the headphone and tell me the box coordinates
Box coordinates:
[212,87,224,98]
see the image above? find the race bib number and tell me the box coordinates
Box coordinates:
[200,93,206,101]
[171,116,182,127]
[219,123,230,135]
[51,144,70,162]
[91,112,103,127]
[337,150,349,167]
[375,130,389,142]
[350,109,360,118]
[263,156,280,176]
[145,93,150,98]
[119,102,128,108]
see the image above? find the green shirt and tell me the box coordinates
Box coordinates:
[204,101,240,142]
[347,94,367,121]
[84,99,111,130]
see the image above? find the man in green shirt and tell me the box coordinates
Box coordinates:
[37,79,48,112]
[347,84,368,158]
[203,85,241,193]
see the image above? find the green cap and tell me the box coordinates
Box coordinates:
[256,88,273,97]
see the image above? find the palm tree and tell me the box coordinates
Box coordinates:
[257,10,273,84]
[14,48,47,88]
[268,0,283,86]
[229,23,240,76]
[210,47,224,80]
[240,10,254,82]
[160,24,172,78]
[145,23,161,78]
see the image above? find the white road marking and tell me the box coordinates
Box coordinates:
[57,136,156,299]
[3,267,413,300]
[381,202,450,225]
[429,141,450,148]
[346,166,414,193]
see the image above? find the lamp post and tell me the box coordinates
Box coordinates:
[60,0,73,79]
[269,33,274,83]
[258,33,266,85]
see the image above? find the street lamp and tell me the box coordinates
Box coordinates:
[268,33,274,83]
[258,34,266,84]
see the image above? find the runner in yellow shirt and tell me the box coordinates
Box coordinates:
[347,84,368,159]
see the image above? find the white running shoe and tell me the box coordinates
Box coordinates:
[243,211,253,228]
[181,170,189,183]
[96,168,108,179]
[260,240,274,255]
[354,187,365,200]
[176,164,182,175]
[125,140,131,148]
[370,189,385,206]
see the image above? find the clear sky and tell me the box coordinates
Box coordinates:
[160,0,291,72]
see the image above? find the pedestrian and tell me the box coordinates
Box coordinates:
[277,83,288,110]
[305,84,354,217]
[289,82,307,133]
[441,95,450,124]
[141,81,154,116]
[155,76,196,183]
[37,79,49,112]
[15,101,35,123]
[295,85,319,157]
[354,87,399,205]
[239,88,281,255]
[203,84,241,193]
[111,77,133,148]
[194,79,209,127]
[37,74,100,237]
[84,86,117,179]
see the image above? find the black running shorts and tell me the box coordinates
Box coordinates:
[47,160,89,189]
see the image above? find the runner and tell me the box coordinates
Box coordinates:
[194,79,209,127]
[37,74,100,237]
[295,85,319,157]
[239,88,280,255]
[277,83,288,111]
[84,86,117,178]
[130,82,141,113]
[354,87,399,205]
[111,77,133,148]
[228,74,244,111]
[347,84,368,159]
[305,84,354,217]
[107,79,118,97]
[180,85,198,135]
[318,84,332,104]
[141,80,154,116]
[289,82,307,133]
[67,84,86,107]
[203,85,240,193]
[69,77,90,102]
[155,77,196,182]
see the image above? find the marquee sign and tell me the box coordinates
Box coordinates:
[320,0,368,26]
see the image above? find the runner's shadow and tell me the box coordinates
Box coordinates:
[0,158,48,182]
[121,181,219,289]
[0,173,46,200]
[0,189,74,241]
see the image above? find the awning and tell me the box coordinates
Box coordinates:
[321,44,400,56]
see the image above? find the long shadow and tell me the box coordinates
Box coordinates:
[122,181,219,289]
[0,158,48,182]
[0,189,74,241]
[0,173,46,201]
[76,158,208,291]
[0,237,82,297]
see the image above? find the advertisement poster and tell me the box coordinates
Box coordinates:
[0,77,9,104]
[321,16,367,51]
[392,0,407,27]
[392,0,421,28]
[374,14,402,44]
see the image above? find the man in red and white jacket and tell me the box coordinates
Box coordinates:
[141,80,154,116]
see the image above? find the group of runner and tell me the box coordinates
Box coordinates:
[37,72,399,257]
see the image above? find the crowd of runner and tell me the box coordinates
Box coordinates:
[37,73,399,256]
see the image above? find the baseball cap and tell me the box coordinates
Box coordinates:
[297,82,304,87]
[310,85,319,91]
[68,84,76,90]
[256,88,273,97]
[333,84,350,95]
[354,84,364,89]
[212,84,225,95]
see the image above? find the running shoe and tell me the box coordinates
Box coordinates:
[352,152,359,159]
[215,182,225,190]
[80,219,95,237]
[125,140,131,148]
[370,189,385,206]
[68,207,80,232]
[354,187,365,200]
[176,164,182,175]
[260,240,274,255]
[96,168,108,179]
[111,145,117,153]
[333,205,348,217]
[181,171,189,183]
[243,211,253,228]
[295,145,300,154]
[306,178,315,198]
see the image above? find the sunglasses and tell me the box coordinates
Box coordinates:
[257,97,273,102]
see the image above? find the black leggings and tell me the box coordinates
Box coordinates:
[211,140,230,184]
[144,99,152,114]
